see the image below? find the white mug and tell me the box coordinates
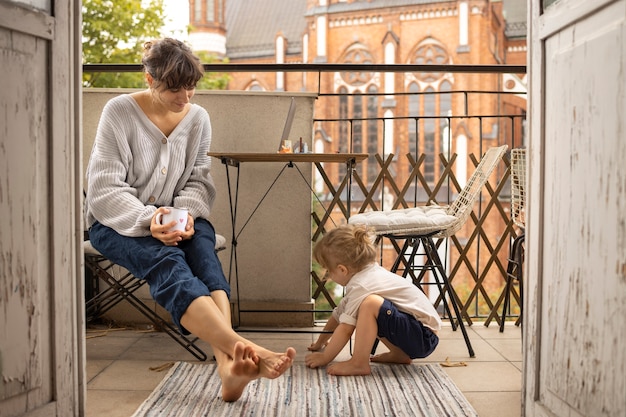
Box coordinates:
[155,207,188,232]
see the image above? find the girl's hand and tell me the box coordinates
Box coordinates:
[305,352,330,369]
[307,339,328,352]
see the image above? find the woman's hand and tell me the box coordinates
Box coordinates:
[150,208,195,246]
[180,213,195,240]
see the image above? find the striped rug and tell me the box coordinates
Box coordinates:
[132,362,478,417]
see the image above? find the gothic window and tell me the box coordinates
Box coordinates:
[194,0,202,23]
[218,0,224,22]
[339,43,374,86]
[353,91,363,154]
[407,39,454,185]
[366,85,378,183]
[440,80,452,155]
[206,0,214,21]
[411,40,450,83]
[338,87,349,178]
[338,87,349,153]
[408,83,420,157]
[423,87,436,183]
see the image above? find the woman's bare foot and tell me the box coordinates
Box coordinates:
[220,342,259,402]
[219,343,296,401]
[254,346,297,379]
[370,351,412,364]
[327,359,371,376]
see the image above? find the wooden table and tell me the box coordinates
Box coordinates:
[208,152,368,328]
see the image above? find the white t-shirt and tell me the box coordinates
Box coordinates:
[332,263,442,332]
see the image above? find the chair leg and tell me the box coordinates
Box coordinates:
[390,238,456,330]
[85,255,208,361]
[500,233,524,332]
[422,237,475,358]
[515,234,525,326]
[388,236,474,357]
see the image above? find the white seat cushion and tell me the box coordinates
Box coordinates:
[348,205,457,235]
[84,233,227,254]
[215,233,227,251]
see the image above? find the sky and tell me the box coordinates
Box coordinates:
[161,0,189,40]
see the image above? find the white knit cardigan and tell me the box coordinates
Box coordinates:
[85,95,217,237]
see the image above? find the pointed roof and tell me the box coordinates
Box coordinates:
[224,0,526,60]
[226,0,308,59]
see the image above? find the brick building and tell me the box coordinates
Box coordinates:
[189,0,526,184]
[188,0,528,312]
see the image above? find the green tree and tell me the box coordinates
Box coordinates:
[195,50,231,90]
[82,0,166,87]
[82,0,231,89]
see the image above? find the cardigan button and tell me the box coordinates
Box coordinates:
[148,196,155,203]
[161,138,167,144]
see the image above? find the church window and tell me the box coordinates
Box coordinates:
[206,0,215,22]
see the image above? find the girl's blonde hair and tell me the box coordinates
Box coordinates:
[313,224,376,272]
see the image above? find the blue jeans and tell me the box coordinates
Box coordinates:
[89,218,230,334]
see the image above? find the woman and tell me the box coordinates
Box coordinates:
[85,38,295,401]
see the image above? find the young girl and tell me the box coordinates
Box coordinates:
[85,38,295,401]
[305,224,441,376]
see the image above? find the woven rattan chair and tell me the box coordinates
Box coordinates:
[349,145,508,358]
[84,234,226,361]
[500,148,526,332]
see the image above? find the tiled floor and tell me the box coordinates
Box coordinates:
[86,322,522,417]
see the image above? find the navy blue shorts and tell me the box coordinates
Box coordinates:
[376,299,439,359]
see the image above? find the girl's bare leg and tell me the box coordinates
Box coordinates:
[327,295,384,376]
[180,292,296,401]
[370,338,412,364]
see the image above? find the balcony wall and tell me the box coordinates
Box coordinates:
[83,90,318,326]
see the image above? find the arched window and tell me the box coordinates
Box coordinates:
[366,85,379,182]
[206,0,214,21]
[339,44,374,86]
[352,90,363,154]
[439,80,452,155]
[338,86,349,154]
[338,87,349,178]
[194,0,202,23]
[406,38,453,186]
[408,82,420,157]
[423,87,436,183]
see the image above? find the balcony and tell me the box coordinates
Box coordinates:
[83,63,526,416]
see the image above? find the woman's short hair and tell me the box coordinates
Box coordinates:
[142,38,204,90]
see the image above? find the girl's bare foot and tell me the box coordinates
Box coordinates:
[370,351,412,364]
[327,359,371,376]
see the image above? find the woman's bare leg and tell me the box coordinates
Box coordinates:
[180,292,296,401]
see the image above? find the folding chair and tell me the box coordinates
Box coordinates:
[84,233,227,361]
[349,145,508,358]
[500,147,526,332]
